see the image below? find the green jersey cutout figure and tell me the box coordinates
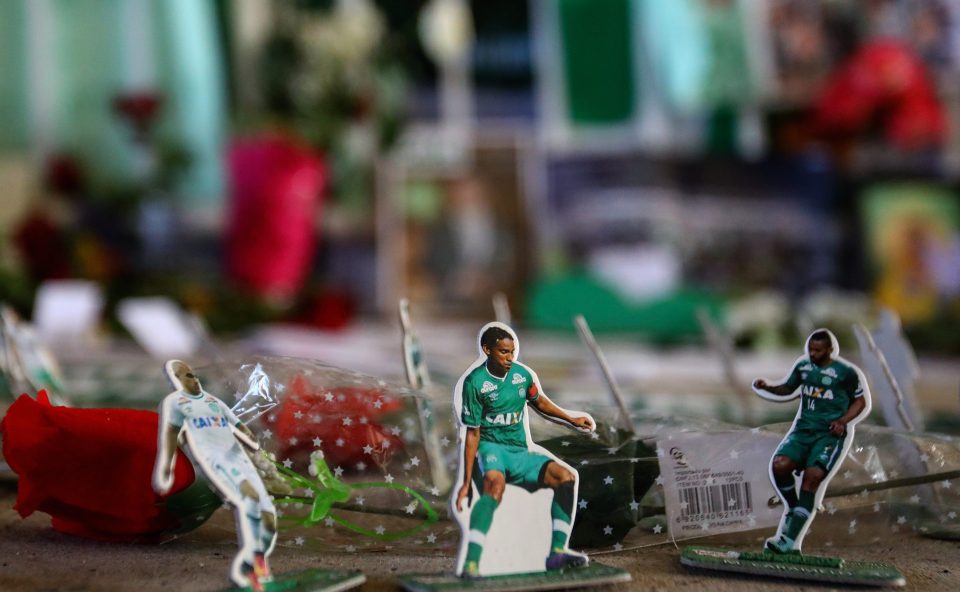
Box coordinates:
[153,360,277,591]
[754,329,871,554]
[453,323,596,578]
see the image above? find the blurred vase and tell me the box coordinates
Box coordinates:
[225,137,326,303]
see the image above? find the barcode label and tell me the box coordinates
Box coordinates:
[679,482,753,519]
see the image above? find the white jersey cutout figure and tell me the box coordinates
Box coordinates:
[152,360,277,591]
[452,322,596,578]
[753,329,871,554]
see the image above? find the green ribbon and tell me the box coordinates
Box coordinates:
[272,455,439,542]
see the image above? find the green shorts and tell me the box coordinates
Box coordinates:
[477,440,552,491]
[775,427,846,472]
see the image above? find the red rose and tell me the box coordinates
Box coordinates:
[1,391,220,542]
[270,375,405,471]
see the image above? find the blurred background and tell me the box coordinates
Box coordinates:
[0,0,958,421]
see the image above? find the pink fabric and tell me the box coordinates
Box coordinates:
[226,137,326,300]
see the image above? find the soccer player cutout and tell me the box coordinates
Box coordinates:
[452,322,596,578]
[753,329,871,553]
[152,360,277,591]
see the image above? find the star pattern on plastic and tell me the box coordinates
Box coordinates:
[603,476,614,485]
[653,524,663,534]
[578,499,588,510]
[629,500,639,511]
[603,525,613,535]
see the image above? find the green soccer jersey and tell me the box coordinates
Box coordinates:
[460,362,540,447]
[784,358,864,430]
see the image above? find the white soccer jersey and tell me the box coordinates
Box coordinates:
[162,391,243,455]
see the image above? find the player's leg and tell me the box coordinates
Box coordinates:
[199,460,262,590]
[777,465,825,545]
[540,460,588,570]
[245,475,277,583]
[771,455,800,509]
[765,435,807,553]
[782,434,842,547]
[464,468,505,575]
[541,462,576,553]
[236,480,268,590]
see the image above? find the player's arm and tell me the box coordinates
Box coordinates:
[752,380,794,396]
[455,381,483,511]
[152,396,181,495]
[829,396,866,436]
[224,402,260,451]
[753,364,803,398]
[829,372,868,436]
[530,393,595,432]
[456,427,480,511]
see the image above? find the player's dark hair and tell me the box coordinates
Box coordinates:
[481,326,513,351]
[809,330,832,345]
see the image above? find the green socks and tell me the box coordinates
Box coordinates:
[550,483,575,551]
[465,495,498,564]
[776,479,798,509]
[785,490,816,540]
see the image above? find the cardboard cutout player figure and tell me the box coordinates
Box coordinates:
[753,329,872,553]
[452,322,596,578]
[153,360,277,591]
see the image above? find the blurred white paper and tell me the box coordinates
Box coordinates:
[117,297,199,359]
[33,280,104,344]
